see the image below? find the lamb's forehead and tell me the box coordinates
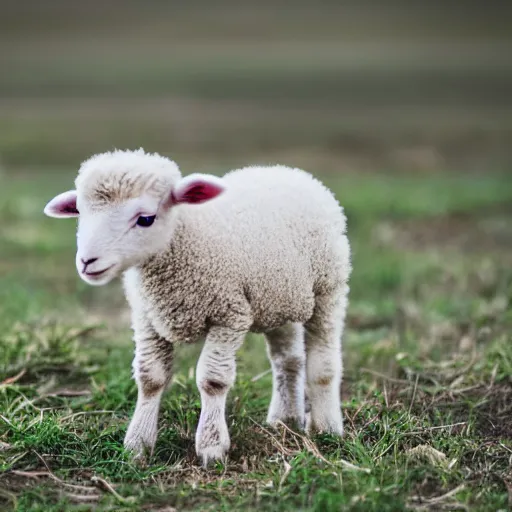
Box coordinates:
[75,150,181,206]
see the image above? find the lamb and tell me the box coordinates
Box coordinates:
[44,149,351,466]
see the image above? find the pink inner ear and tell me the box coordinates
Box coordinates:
[173,180,224,204]
[44,191,79,217]
[55,196,78,214]
[62,203,79,214]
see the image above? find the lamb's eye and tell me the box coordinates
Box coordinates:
[136,215,156,227]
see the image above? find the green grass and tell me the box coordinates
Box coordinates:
[0,168,511,511]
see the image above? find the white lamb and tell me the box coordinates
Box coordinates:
[44,149,351,465]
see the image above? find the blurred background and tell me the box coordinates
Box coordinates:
[1,0,512,173]
[1,4,512,508]
[1,1,511,342]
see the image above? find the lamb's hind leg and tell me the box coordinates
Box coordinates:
[265,322,306,429]
[304,287,348,436]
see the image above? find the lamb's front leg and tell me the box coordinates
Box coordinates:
[124,326,174,460]
[195,326,246,466]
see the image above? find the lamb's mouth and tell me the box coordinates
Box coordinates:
[84,265,114,277]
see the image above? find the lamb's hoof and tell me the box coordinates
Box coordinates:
[128,451,149,467]
[196,443,229,468]
[124,433,155,466]
[195,423,230,468]
[266,414,306,432]
[306,415,344,437]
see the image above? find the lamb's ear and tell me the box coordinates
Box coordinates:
[44,190,79,218]
[171,174,225,205]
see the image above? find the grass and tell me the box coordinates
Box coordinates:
[0,167,511,511]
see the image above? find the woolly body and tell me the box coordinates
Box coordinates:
[123,165,350,344]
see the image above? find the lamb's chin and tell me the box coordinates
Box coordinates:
[79,269,117,286]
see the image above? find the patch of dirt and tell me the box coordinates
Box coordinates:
[420,383,512,440]
[471,384,512,439]
[344,371,512,442]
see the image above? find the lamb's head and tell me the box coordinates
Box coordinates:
[44,149,225,286]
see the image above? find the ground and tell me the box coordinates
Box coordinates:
[0,168,511,512]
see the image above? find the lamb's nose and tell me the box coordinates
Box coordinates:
[81,257,98,266]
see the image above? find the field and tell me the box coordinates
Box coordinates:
[1,2,512,511]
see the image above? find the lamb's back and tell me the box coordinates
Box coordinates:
[220,165,348,270]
